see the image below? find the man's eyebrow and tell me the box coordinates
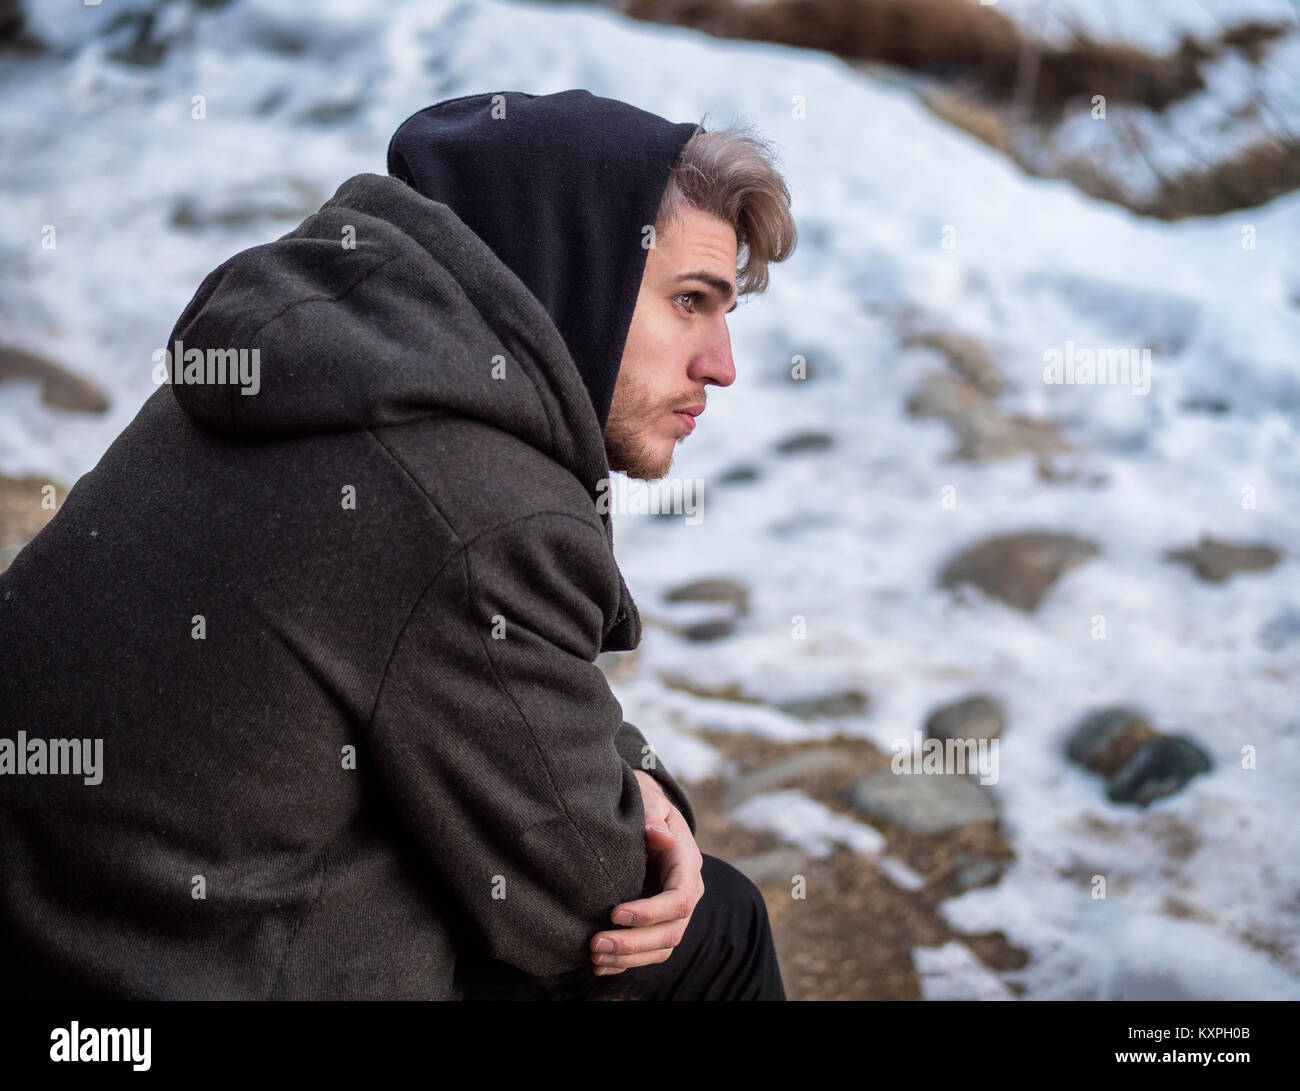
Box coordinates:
[675,271,739,313]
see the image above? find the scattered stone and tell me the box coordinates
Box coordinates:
[106,8,174,67]
[905,370,1069,463]
[657,674,761,703]
[295,98,362,125]
[773,430,833,455]
[938,531,1101,612]
[678,617,737,643]
[729,846,811,885]
[846,771,998,833]
[663,576,749,613]
[717,463,761,485]
[905,370,987,420]
[1066,706,1160,777]
[925,694,1005,743]
[901,331,1004,397]
[1178,396,1230,415]
[1036,457,1109,487]
[775,690,870,721]
[0,344,109,413]
[724,748,858,809]
[948,852,1006,893]
[952,412,1070,462]
[1105,736,1213,807]
[1163,534,1282,583]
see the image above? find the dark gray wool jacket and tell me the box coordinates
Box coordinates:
[0,171,697,1000]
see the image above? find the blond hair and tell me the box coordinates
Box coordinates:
[655,122,798,296]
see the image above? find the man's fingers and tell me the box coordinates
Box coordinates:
[613,826,704,926]
[590,918,685,959]
[609,868,702,927]
[643,824,676,852]
[593,946,679,970]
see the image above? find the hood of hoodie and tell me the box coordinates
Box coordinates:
[387,90,702,433]
[167,169,650,648]
[169,88,702,513]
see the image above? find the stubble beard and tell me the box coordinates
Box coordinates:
[604,375,675,482]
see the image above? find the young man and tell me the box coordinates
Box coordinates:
[0,89,797,1001]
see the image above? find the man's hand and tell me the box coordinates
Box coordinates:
[589,770,704,975]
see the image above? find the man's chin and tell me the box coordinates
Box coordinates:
[604,422,677,481]
[609,445,674,482]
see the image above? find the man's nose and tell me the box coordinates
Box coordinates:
[690,320,736,388]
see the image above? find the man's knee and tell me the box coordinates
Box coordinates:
[698,853,775,938]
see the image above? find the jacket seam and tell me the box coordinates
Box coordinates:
[365,428,602,557]
[224,248,413,430]
[362,511,630,898]
[365,427,461,543]
[458,516,629,896]
[361,511,613,737]
[267,840,330,1000]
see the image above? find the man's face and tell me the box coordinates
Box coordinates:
[605,204,738,480]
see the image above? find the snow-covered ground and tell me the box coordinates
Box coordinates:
[2,0,1298,1000]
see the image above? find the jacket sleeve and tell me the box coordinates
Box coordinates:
[614,720,697,835]
[366,511,653,978]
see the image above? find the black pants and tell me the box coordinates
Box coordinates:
[458,853,787,1001]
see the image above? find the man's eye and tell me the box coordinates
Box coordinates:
[674,292,696,313]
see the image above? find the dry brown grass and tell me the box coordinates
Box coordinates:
[623,0,1300,217]
[623,0,1254,115]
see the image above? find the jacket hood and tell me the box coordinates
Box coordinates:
[387,89,702,432]
[167,169,647,649]
[168,170,617,508]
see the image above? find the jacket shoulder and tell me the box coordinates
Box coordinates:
[368,415,605,545]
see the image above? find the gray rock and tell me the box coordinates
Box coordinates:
[1164,535,1282,583]
[925,694,1005,743]
[949,852,1006,893]
[717,463,761,485]
[951,412,1071,463]
[775,690,870,721]
[0,345,109,414]
[729,847,811,885]
[678,617,737,643]
[846,771,998,833]
[905,370,988,421]
[938,531,1101,612]
[904,368,1069,464]
[1105,736,1213,807]
[723,748,857,809]
[1066,706,1160,777]
[663,577,749,613]
[773,431,834,455]
[901,331,1005,397]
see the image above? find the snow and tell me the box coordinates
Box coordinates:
[2,0,1298,1000]
[730,790,888,858]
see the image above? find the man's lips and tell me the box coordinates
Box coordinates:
[673,403,705,434]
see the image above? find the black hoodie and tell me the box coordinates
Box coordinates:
[0,92,699,999]
[388,90,702,431]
